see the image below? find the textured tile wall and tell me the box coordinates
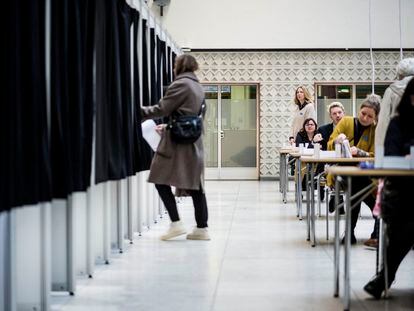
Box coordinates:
[192,51,414,177]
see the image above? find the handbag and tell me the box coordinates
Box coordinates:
[167,100,206,144]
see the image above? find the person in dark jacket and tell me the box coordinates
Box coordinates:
[141,54,210,241]
[364,77,414,299]
[318,102,346,150]
[319,102,346,212]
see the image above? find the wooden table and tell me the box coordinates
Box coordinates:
[327,166,414,311]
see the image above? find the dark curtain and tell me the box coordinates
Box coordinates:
[172,51,177,80]
[50,0,95,198]
[156,36,163,101]
[133,14,152,171]
[167,46,173,85]
[95,0,136,183]
[1,0,51,210]
[149,28,159,106]
[117,0,135,177]
[159,39,168,94]
[141,19,150,107]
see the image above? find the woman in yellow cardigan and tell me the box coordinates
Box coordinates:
[328,94,380,246]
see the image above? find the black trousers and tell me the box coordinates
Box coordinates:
[155,184,208,228]
[350,177,379,239]
[381,221,414,281]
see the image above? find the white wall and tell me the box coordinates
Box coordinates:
[149,0,414,49]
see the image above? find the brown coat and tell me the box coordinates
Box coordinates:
[141,72,205,192]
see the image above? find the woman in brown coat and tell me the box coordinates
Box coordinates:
[141,54,209,241]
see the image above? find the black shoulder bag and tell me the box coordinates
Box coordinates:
[167,100,206,144]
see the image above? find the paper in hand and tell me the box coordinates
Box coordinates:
[141,119,161,151]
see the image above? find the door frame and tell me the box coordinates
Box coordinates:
[201,82,261,180]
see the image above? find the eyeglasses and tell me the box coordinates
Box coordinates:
[305,123,315,127]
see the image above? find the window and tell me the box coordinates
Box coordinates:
[315,82,391,126]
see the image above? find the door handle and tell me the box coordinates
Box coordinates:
[220,131,224,139]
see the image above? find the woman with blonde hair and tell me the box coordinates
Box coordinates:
[287,86,316,176]
[289,86,316,144]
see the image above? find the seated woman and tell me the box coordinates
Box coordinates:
[327,94,381,246]
[364,77,414,299]
[295,118,325,199]
[295,117,322,149]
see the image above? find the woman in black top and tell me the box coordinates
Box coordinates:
[364,77,414,299]
[295,118,325,198]
[295,118,324,149]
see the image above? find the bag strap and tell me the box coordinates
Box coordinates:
[198,99,206,117]
[171,98,205,119]
[168,98,206,127]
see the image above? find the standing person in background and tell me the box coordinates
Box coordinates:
[288,86,316,175]
[141,54,210,241]
[375,58,414,147]
[327,94,381,246]
[289,86,316,145]
[364,77,414,299]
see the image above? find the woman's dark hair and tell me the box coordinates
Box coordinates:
[300,118,318,133]
[174,54,199,76]
[396,77,414,130]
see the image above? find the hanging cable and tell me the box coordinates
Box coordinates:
[368,0,375,94]
[399,0,403,60]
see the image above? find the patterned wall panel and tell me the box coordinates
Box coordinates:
[191,51,414,178]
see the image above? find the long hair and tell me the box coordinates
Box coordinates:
[293,86,313,106]
[396,77,414,131]
[174,54,199,77]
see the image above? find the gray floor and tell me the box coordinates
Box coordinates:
[52,180,414,311]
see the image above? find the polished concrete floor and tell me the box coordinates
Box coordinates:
[52,180,414,311]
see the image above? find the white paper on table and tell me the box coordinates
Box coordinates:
[141,119,161,151]
[319,150,337,158]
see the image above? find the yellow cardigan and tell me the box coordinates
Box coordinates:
[327,116,376,156]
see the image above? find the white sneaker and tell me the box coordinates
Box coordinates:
[186,227,210,240]
[160,221,186,241]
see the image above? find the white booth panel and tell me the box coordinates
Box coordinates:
[110,180,118,250]
[0,212,8,310]
[91,182,105,264]
[51,200,67,291]
[73,192,87,277]
[15,205,43,310]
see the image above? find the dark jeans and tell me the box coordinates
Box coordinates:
[381,221,414,281]
[350,176,378,239]
[155,184,208,228]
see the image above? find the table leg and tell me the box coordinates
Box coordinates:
[311,163,316,247]
[279,153,283,193]
[334,177,341,297]
[282,154,287,203]
[306,163,310,241]
[297,158,303,220]
[344,176,352,311]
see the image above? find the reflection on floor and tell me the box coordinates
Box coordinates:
[52,180,414,311]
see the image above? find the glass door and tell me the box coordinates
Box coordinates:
[203,84,258,180]
[315,82,391,123]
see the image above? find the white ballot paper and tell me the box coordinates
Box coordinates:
[141,119,161,151]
